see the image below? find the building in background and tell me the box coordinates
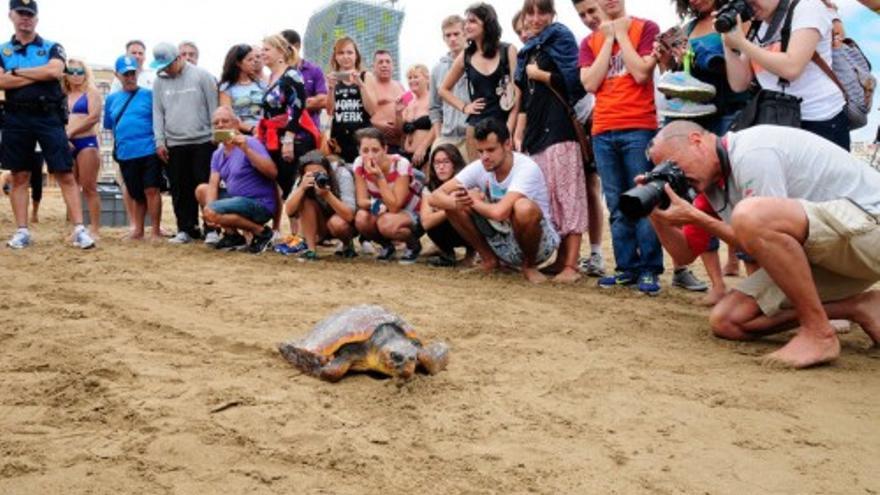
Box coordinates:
[304,0,405,79]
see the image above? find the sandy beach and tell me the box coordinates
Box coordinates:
[1,189,878,495]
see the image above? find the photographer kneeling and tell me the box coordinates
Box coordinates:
[284,151,357,261]
[642,120,880,368]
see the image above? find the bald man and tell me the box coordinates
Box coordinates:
[195,107,279,253]
[645,121,880,368]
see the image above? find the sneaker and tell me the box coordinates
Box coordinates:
[248,227,274,254]
[399,243,422,265]
[657,71,717,102]
[204,231,221,246]
[168,231,193,245]
[672,267,709,292]
[297,250,319,262]
[214,233,247,251]
[273,235,308,256]
[360,239,377,256]
[659,98,718,119]
[637,273,662,296]
[7,229,31,249]
[598,271,638,289]
[376,243,396,262]
[334,244,358,259]
[578,252,606,277]
[72,227,96,250]
[427,251,457,268]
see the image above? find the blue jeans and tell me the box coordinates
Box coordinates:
[592,129,664,275]
[209,196,273,225]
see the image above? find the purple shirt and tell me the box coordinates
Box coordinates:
[211,137,277,214]
[297,59,327,124]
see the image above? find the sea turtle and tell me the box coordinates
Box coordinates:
[278,305,449,382]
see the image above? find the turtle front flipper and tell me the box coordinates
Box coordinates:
[417,342,450,375]
[279,342,327,376]
[319,355,355,382]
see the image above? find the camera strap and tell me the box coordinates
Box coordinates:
[715,137,733,214]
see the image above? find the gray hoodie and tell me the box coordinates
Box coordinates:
[429,53,469,140]
[153,63,218,147]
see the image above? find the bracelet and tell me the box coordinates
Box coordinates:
[460,102,467,113]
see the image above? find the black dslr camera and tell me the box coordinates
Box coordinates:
[620,161,695,220]
[314,172,331,189]
[714,0,754,33]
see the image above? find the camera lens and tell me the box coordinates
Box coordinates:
[620,181,666,220]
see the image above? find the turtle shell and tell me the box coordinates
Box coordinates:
[292,305,420,359]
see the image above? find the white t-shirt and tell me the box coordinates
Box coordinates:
[753,0,845,121]
[455,152,553,222]
[706,126,880,221]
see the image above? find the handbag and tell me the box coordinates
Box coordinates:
[111,87,140,163]
[731,0,803,131]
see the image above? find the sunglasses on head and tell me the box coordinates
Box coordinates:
[67,68,85,76]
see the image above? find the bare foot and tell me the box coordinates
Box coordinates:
[89,229,101,241]
[30,215,39,224]
[700,289,726,307]
[124,233,144,242]
[522,267,547,284]
[148,234,163,244]
[851,291,880,346]
[762,329,840,369]
[553,267,581,284]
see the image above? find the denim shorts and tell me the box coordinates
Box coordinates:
[209,196,272,225]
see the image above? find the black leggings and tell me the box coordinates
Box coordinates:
[427,220,469,254]
[3,152,43,202]
[272,135,316,199]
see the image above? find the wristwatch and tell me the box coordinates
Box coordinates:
[10,68,17,76]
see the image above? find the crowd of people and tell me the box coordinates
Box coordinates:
[1,0,879,368]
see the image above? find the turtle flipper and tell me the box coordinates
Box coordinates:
[278,343,326,376]
[417,342,449,375]
[319,356,355,382]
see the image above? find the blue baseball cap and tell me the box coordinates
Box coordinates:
[150,42,178,72]
[115,55,138,74]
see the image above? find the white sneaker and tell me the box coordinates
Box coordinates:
[72,227,96,250]
[204,231,221,245]
[579,252,606,277]
[360,240,377,255]
[168,231,193,245]
[7,229,31,249]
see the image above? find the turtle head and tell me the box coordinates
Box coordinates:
[373,324,419,379]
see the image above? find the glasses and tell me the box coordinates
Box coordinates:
[67,68,85,76]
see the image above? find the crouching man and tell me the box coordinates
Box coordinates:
[196,107,279,253]
[429,118,559,284]
[646,121,880,368]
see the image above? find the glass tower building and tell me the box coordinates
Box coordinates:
[304,0,405,80]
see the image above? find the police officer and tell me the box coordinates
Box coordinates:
[0,0,94,249]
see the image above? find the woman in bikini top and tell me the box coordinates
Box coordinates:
[63,58,103,238]
[397,64,434,169]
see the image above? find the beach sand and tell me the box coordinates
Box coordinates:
[1,190,878,494]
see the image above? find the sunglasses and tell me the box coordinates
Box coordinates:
[67,68,85,76]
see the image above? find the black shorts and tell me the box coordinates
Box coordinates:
[1,112,72,174]
[119,154,162,202]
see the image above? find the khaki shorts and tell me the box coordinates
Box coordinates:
[736,199,880,316]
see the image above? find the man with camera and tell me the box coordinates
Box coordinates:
[644,120,880,368]
[0,0,94,249]
[195,107,278,254]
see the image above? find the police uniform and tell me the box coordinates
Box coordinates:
[0,33,71,174]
